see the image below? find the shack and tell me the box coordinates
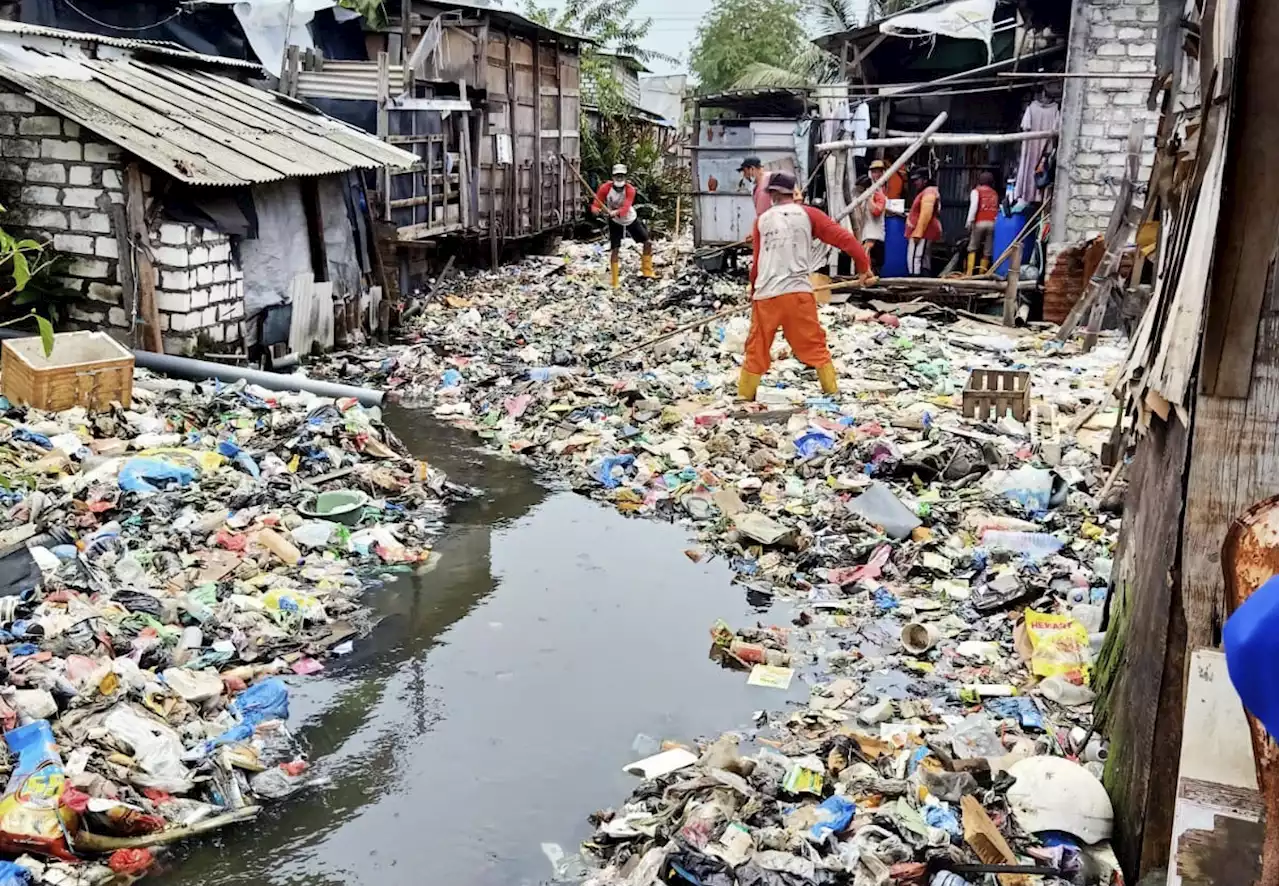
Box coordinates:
[689,88,813,249]
[814,0,1161,311]
[289,0,586,277]
[0,21,416,357]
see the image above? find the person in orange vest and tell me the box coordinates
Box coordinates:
[906,167,942,277]
[739,171,876,401]
[965,171,1000,275]
[591,163,654,288]
[860,160,889,273]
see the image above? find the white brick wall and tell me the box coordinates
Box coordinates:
[1053,0,1160,248]
[151,218,243,356]
[0,89,246,352]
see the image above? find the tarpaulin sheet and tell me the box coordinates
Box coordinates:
[880,0,997,61]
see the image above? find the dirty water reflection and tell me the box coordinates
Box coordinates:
[156,409,792,886]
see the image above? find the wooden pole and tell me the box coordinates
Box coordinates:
[1003,239,1022,326]
[123,162,162,354]
[818,129,1057,152]
[832,112,947,227]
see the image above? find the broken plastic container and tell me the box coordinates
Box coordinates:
[847,482,921,540]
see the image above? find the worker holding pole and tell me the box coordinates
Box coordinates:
[591,164,654,288]
[739,171,876,401]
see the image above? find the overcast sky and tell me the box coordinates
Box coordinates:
[516,0,872,78]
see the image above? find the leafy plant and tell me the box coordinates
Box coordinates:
[689,0,806,95]
[0,208,56,355]
[337,0,387,30]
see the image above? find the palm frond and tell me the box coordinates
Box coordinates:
[732,62,814,89]
[805,0,857,32]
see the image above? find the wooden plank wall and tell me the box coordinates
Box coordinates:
[1094,407,1193,878]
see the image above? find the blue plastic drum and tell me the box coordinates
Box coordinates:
[883,215,908,277]
[993,211,1035,277]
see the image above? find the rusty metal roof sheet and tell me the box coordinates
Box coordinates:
[0,51,417,186]
[0,19,262,69]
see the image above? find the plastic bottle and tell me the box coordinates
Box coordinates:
[527,367,574,381]
[729,640,790,667]
[256,528,301,566]
[980,530,1063,562]
[951,683,1018,703]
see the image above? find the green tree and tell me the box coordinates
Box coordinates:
[729,0,931,89]
[524,0,675,116]
[688,0,806,95]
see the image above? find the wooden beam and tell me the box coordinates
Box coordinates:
[122,162,161,354]
[1197,0,1278,397]
[818,130,1058,151]
[1002,242,1021,326]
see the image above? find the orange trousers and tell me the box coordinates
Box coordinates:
[743,291,832,374]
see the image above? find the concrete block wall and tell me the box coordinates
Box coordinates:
[0,87,245,355]
[152,222,245,355]
[0,89,131,331]
[1051,0,1160,250]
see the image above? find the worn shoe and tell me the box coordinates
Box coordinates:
[737,370,761,401]
[979,257,990,274]
[610,258,620,289]
[965,252,977,276]
[640,253,655,278]
[816,362,838,395]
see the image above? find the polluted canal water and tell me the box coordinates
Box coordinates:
[157,409,786,886]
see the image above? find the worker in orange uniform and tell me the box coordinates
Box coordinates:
[965,170,1000,275]
[739,171,876,401]
[860,160,889,273]
[906,167,942,277]
[591,163,654,288]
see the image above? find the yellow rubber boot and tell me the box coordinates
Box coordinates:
[609,258,620,289]
[979,257,990,274]
[640,252,655,278]
[816,362,838,395]
[965,252,976,276]
[737,370,761,401]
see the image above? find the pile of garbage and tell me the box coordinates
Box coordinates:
[319,238,1130,885]
[0,374,462,883]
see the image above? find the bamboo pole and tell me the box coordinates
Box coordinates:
[818,129,1057,152]
[832,112,948,227]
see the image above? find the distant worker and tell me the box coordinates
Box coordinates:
[739,171,875,401]
[880,156,907,201]
[591,163,654,288]
[860,160,889,273]
[906,167,942,277]
[965,170,1000,275]
[737,156,774,216]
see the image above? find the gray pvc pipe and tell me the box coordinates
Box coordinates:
[0,328,385,406]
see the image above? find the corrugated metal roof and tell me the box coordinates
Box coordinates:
[0,19,262,69]
[0,53,418,186]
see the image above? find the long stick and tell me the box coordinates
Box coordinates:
[832,112,948,227]
[818,129,1056,151]
[590,304,747,366]
[560,153,597,202]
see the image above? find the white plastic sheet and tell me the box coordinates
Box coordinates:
[880,0,997,61]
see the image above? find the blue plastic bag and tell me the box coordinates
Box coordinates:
[207,678,290,749]
[118,457,196,493]
[923,803,961,837]
[0,862,31,886]
[592,454,635,489]
[808,795,856,841]
[794,430,836,459]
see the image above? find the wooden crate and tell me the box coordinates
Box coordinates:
[1,331,133,412]
[962,368,1031,422]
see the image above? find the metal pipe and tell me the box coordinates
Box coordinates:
[0,329,385,406]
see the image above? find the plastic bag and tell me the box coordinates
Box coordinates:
[1025,609,1092,685]
[794,430,836,460]
[207,678,290,750]
[808,795,856,841]
[0,721,79,860]
[102,705,193,794]
[117,457,196,493]
[0,862,31,886]
[592,454,635,489]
